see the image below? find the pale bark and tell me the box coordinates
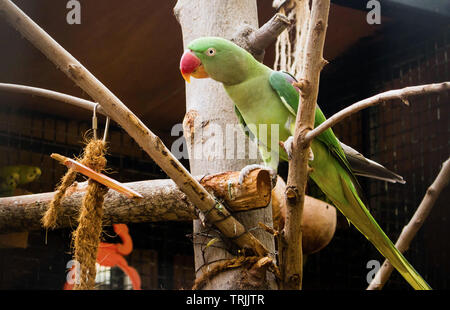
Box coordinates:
[174,0,277,289]
[232,13,291,62]
[281,0,330,290]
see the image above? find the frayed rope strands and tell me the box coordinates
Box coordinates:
[41,139,109,290]
[41,168,78,229]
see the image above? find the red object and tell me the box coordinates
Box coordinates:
[179,49,209,82]
[180,50,201,81]
[64,224,141,290]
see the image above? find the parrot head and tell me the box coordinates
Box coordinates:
[19,166,41,184]
[180,37,250,85]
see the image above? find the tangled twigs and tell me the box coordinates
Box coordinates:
[192,256,278,290]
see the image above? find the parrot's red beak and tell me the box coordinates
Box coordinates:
[180,50,209,83]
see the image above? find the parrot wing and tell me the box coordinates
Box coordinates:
[340,142,405,184]
[234,104,257,143]
[268,71,362,188]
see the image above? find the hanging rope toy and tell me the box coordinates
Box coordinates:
[42,105,142,289]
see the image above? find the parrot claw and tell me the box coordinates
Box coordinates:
[281,136,314,161]
[238,164,277,188]
[308,148,314,161]
[281,136,294,159]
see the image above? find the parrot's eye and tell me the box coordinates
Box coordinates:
[206,48,216,56]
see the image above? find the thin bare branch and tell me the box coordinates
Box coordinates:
[306,82,450,143]
[280,0,330,290]
[0,83,107,115]
[0,0,268,256]
[367,157,450,290]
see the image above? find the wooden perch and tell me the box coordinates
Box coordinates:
[0,169,271,234]
[306,82,450,143]
[0,0,268,256]
[280,0,330,290]
[367,157,450,290]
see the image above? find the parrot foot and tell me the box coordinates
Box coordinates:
[280,136,314,161]
[280,136,294,159]
[308,148,314,161]
[238,164,277,187]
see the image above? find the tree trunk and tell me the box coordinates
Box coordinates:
[174,0,277,289]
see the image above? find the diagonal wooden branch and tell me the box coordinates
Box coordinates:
[280,0,330,290]
[305,82,450,143]
[367,157,450,290]
[0,0,268,256]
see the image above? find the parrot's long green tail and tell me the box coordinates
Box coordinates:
[338,175,431,290]
[308,139,430,290]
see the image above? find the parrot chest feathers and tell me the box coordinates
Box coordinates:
[224,78,293,142]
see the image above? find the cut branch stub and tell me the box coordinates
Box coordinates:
[232,13,291,62]
[200,169,271,211]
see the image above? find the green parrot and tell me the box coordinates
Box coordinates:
[179,37,430,290]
